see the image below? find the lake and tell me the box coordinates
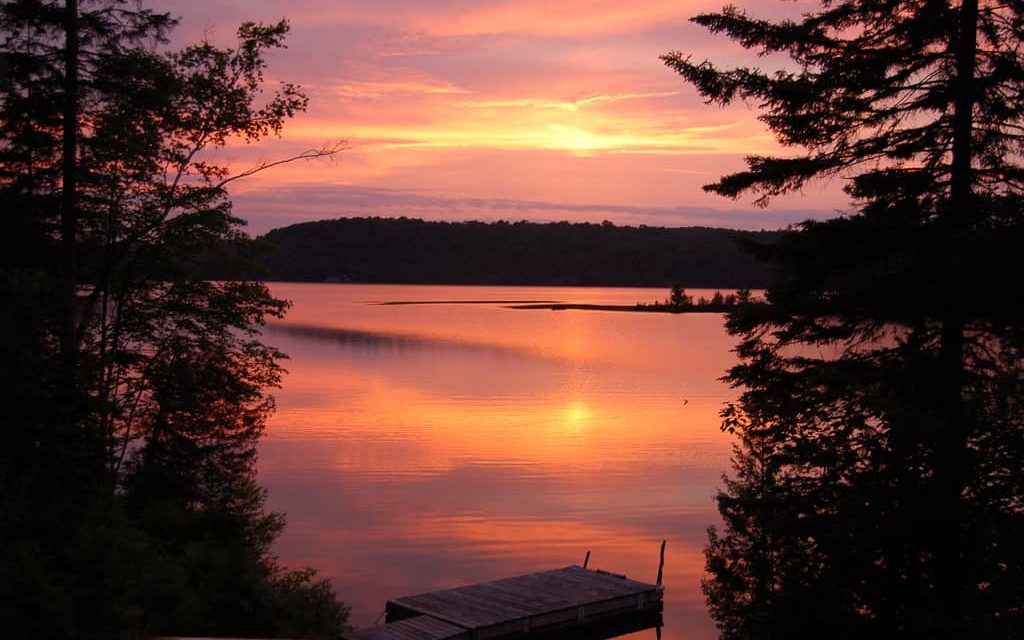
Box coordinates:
[258,283,740,640]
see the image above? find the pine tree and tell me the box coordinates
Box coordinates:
[664,0,1024,636]
[0,2,345,637]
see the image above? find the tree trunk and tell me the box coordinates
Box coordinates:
[935,0,977,633]
[60,0,80,390]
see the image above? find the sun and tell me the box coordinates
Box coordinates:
[560,400,593,433]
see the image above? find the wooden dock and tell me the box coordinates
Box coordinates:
[349,565,663,640]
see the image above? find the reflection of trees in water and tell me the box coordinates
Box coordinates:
[269,323,539,360]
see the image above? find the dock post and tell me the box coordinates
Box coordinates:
[583,550,591,568]
[656,539,666,586]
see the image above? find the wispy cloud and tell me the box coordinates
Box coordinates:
[453,91,680,112]
[333,80,472,101]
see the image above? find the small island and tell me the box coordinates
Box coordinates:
[376,286,764,313]
[508,285,761,313]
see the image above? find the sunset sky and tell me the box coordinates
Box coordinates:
[167,0,847,235]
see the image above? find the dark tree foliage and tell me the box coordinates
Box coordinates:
[0,2,346,638]
[664,0,1024,638]
[260,217,782,288]
[669,284,693,307]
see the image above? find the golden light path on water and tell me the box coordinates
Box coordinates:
[257,283,740,640]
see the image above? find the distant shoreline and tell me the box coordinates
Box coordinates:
[506,303,733,313]
[377,299,560,305]
[370,299,739,313]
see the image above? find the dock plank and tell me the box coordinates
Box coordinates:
[349,615,468,640]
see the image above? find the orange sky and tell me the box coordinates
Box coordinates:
[166,0,847,234]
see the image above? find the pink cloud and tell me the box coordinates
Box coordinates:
[160,0,848,232]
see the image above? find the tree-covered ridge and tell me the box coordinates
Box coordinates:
[259,217,783,288]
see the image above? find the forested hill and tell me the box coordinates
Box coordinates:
[259,217,784,288]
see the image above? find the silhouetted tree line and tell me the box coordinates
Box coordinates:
[666,0,1024,637]
[1,3,345,638]
[632,285,758,312]
[258,217,782,288]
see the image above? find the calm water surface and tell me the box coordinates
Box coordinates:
[259,283,739,640]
